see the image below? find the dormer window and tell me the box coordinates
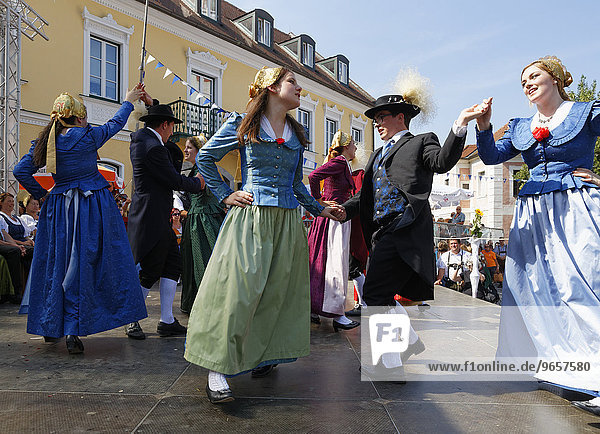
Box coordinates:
[316,55,349,86]
[200,0,218,21]
[257,17,271,46]
[234,9,274,48]
[279,34,315,69]
[301,41,314,68]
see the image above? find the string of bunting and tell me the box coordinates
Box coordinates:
[444,172,524,184]
[143,52,317,170]
[143,52,229,115]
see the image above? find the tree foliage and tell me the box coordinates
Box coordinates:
[567,75,600,173]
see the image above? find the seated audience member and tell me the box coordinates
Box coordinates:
[0,217,27,302]
[19,195,39,240]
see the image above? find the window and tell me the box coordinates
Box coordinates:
[338,62,348,84]
[325,118,338,154]
[462,183,470,190]
[445,178,449,186]
[351,127,362,144]
[89,37,119,101]
[302,41,314,68]
[200,0,218,20]
[257,18,271,46]
[298,108,311,147]
[193,72,215,104]
[478,170,485,196]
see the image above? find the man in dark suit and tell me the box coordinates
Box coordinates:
[126,104,204,339]
[342,94,481,365]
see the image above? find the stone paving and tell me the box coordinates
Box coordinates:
[0,285,598,433]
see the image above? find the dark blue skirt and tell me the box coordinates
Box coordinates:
[22,187,147,337]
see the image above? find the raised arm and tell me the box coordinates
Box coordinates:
[90,88,142,148]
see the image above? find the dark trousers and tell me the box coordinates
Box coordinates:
[0,244,24,296]
[138,228,182,289]
[363,230,431,306]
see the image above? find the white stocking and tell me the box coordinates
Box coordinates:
[159,277,177,324]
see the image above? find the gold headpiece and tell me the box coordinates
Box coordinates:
[188,133,207,149]
[47,93,87,173]
[523,56,573,100]
[248,66,284,99]
[329,131,351,151]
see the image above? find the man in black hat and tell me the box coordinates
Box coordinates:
[126,102,204,339]
[342,94,481,363]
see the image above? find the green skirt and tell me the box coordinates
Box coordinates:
[0,256,14,296]
[184,206,310,375]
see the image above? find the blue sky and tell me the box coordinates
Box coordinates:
[232,0,600,147]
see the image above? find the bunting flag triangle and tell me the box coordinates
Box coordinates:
[180,80,188,87]
[203,98,211,105]
[145,54,155,65]
[154,61,164,69]
[189,87,197,96]
[163,68,173,79]
[194,92,203,101]
[171,75,181,84]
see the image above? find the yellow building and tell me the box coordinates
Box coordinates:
[19,0,374,194]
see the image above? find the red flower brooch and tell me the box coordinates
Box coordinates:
[275,138,285,144]
[532,127,550,142]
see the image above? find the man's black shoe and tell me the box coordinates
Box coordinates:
[401,338,426,363]
[157,318,187,337]
[205,384,234,404]
[125,322,146,340]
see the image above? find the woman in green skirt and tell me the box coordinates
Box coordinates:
[184,66,343,403]
[179,135,225,314]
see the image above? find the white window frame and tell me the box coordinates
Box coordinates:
[323,103,344,155]
[89,36,120,101]
[298,93,318,152]
[338,61,348,84]
[200,0,218,20]
[97,158,125,179]
[186,49,227,106]
[350,114,366,146]
[257,18,271,47]
[82,7,133,103]
[192,71,216,103]
[302,41,314,68]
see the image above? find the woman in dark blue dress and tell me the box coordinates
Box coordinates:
[14,89,147,354]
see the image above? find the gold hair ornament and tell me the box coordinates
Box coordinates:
[47,93,87,173]
[248,66,284,99]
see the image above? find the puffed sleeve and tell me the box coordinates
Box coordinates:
[13,143,48,200]
[292,149,325,217]
[308,157,345,200]
[476,121,521,165]
[89,101,134,149]
[197,113,243,204]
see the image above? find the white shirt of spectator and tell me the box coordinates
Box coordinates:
[439,250,472,281]
[0,211,33,238]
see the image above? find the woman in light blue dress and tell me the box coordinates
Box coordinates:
[14,90,147,354]
[469,56,600,415]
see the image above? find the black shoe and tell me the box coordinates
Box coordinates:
[65,335,84,354]
[401,338,426,363]
[345,305,362,316]
[125,322,146,340]
[310,314,321,324]
[157,318,187,337]
[572,400,600,416]
[251,364,278,378]
[44,336,60,343]
[332,319,360,332]
[417,303,430,312]
[205,384,234,404]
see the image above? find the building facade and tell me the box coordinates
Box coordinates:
[432,125,524,238]
[17,0,374,195]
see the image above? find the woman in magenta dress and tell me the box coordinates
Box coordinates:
[308,131,359,331]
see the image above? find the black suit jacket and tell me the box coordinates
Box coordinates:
[343,129,466,293]
[127,128,203,262]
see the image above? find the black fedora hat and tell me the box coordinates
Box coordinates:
[365,94,420,119]
[139,104,183,124]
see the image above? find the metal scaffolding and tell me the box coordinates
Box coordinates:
[0,0,47,194]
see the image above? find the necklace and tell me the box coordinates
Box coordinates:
[538,113,553,124]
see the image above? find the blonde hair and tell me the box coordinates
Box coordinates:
[187,134,207,150]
